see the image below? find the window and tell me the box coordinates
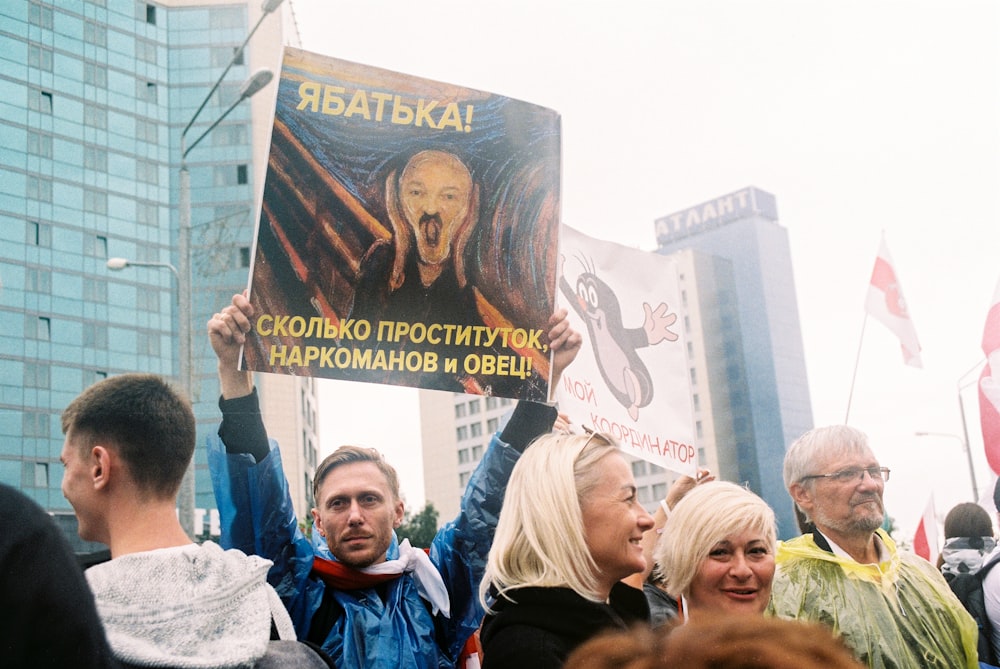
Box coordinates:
[27,316,51,340]
[471,444,483,461]
[29,3,54,29]
[138,81,157,102]
[145,4,156,25]
[84,190,108,215]
[638,486,651,504]
[459,471,471,488]
[136,289,160,312]
[24,362,50,388]
[28,45,53,71]
[137,202,158,226]
[84,146,107,171]
[240,246,251,268]
[84,62,107,87]
[23,412,50,438]
[27,131,52,158]
[27,221,52,247]
[689,367,697,385]
[468,399,480,414]
[211,46,244,67]
[27,177,52,202]
[83,278,107,302]
[210,6,244,29]
[457,448,469,464]
[84,21,107,47]
[454,403,467,418]
[214,165,245,186]
[632,460,648,478]
[217,82,241,108]
[211,124,248,147]
[456,425,468,441]
[692,393,700,411]
[83,323,108,348]
[137,332,160,356]
[35,462,49,487]
[136,38,157,63]
[236,164,248,185]
[28,89,52,113]
[485,396,498,410]
[487,417,498,433]
[652,483,667,501]
[137,159,158,185]
[84,104,107,129]
[84,234,108,258]
[26,268,51,293]
[470,423,482,437]
[136,118,157,143]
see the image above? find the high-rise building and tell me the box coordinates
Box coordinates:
[420,186,812,539]
[0,0,318,550]
[655,186,813,538]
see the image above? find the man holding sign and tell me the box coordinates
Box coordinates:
[206,293,580,668]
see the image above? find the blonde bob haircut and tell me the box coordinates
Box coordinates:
[480,431,622,607]
[654,481,776,600]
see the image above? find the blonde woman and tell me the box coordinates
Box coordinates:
[479,432,654,669]
[654,481,776,621]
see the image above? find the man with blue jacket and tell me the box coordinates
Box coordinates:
[206,293,580,668]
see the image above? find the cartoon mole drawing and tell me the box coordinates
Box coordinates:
[560,255,679,421]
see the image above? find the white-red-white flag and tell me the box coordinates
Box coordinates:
[864,236,922,368]
[980,275,1000,475]
[912,494,938,562]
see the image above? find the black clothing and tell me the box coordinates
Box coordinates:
[0,483,119,668]
[480,582,649,669]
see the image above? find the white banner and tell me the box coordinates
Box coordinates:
[555,225,697,476]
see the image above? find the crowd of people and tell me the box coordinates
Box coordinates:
[7,290,995,668]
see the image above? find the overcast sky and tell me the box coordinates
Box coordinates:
[285,0,1000,540]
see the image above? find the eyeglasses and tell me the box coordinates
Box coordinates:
[800,467,890,484]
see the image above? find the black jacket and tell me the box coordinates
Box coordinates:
[480,582,649,669]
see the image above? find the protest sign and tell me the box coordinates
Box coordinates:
[243,47,561,400]
[555,225,697,475]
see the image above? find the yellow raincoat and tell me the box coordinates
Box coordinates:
[769,529,978,669]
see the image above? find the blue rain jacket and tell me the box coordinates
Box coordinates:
[208,431,520,669]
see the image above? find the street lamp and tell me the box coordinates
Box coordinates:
[106,259,188,410]
[171,3,281,537]
[915,431,979,501]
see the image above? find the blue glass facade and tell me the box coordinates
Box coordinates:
[656,187,814,539]
[0,0,263,550]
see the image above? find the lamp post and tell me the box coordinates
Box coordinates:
[106,258,187,406]
[915,431,979,501]
[170,1,281,537]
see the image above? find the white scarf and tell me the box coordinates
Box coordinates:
[361,538,451,617]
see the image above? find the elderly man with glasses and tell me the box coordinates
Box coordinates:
[769,425,979,669]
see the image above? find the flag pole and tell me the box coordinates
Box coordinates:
[845,313,869,424]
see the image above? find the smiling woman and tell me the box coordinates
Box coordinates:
[478,432,655,669]
[654,481,777,622]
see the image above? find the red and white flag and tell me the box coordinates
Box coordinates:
[864,236,922,368]
[980,275,1000,475]
[912,494,938,562]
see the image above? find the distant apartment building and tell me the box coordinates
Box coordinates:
[0,0,318,549]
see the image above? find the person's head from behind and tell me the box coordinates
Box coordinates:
[943,502,993,540]
[655,481,776,620]
[311,445,404,569]
[564,616,865,669]
[783,425,886,541]
[482,431,654,605]
[60,374,194,542]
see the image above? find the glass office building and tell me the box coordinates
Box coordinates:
[0,0,317,550]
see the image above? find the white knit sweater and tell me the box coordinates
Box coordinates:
[86,541,295,668]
